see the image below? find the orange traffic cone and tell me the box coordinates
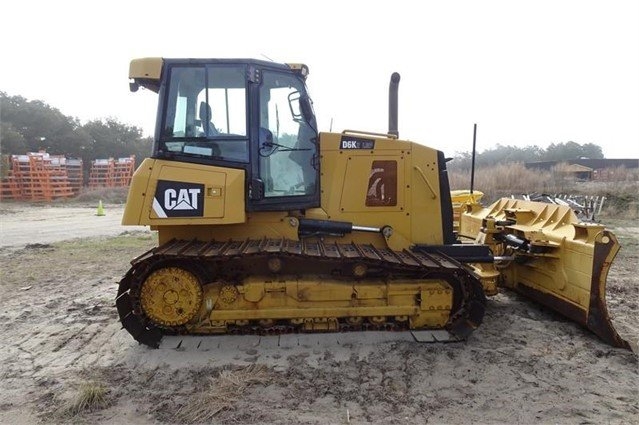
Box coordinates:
[96,200,105,216]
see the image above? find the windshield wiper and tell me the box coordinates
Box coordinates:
[262,141,310,152]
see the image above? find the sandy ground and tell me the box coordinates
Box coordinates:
[0,203,637,424]
[0,204,148,248]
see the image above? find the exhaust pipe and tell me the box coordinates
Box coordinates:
[388,72,400,137]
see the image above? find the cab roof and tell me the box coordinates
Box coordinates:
[129,57,309,93]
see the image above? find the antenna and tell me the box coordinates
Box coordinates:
[470,123,477,194]
[330,118,333,132]
[260,53,275,62]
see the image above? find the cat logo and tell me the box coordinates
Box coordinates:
[153,180,205,218]
[164,188,200,210]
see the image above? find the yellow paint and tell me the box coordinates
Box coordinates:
[186,276,452,333]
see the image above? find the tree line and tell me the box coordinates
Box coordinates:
[0,92,152,164]
[449,141,604,171]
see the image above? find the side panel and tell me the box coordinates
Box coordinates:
[122,158,246,226]
[409,145,448,245]
[314,132,448,248]
[316,133,411,248]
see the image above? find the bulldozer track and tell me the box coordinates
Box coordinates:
[116,238,486,348]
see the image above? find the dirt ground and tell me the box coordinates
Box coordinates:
[0,203,637,424]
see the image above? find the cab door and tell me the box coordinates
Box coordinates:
[248,68,320,211]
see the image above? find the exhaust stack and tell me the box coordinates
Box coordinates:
[388,72,400,137]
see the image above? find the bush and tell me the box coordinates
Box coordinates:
[449,163,639,220]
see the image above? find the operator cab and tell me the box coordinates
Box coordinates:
[135,58,320,211]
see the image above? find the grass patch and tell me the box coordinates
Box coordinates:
[0,233,156,289]
[175,364,271,423]
[47,232,156,258]
[449,162,639,220]
[58,231,155,250]
[57,381,109,418]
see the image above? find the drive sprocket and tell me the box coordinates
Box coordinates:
[139,266,203,326]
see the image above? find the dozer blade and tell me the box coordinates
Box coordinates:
[460,198,630,350]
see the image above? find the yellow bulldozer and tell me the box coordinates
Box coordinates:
[118,57,629,350]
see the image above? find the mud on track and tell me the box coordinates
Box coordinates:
[0,205,637,424]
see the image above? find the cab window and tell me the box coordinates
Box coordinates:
[161,65,248,162]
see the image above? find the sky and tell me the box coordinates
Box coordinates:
[1,0,638,158]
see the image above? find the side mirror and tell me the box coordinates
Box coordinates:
[288,91,302,121]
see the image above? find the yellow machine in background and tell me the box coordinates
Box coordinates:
[118,58,628,350]
[450,189,484,233]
